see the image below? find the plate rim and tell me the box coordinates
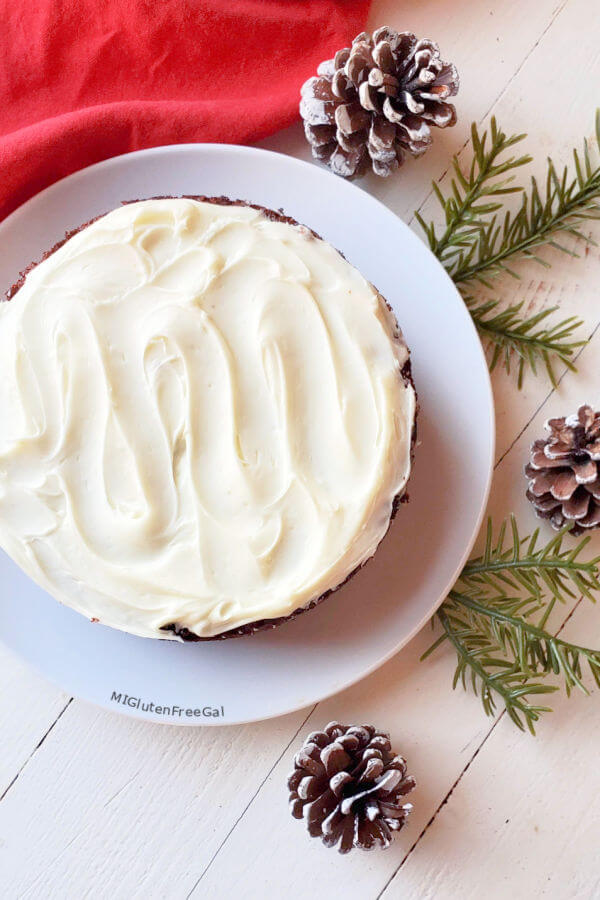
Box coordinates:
[0,142,495,725]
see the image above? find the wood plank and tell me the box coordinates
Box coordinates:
[0,644,69,799]
[0,703,313,898]
[379,309,600,897]
[184,327,600,900]
[381,597,600,900]
[190,627,497,900]
[258,0,572,224]
[3,1,600,898]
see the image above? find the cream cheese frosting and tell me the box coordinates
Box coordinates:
[0,198,416,639]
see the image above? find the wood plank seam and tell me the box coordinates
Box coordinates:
[377,716,503,899]
[180,317,600,884]
[375,318,600,888]
[20,803,100,899]
[478,0,571,124]
[495,316,600,469]
[406,0,571,229]
[373,324,600,888]
[0,698,72,804]
[6,198,593,882]
[0,5,593,890]
[2,244,594,888]
[102,770,142,809]
[185,702,319,899]
[377,589,588,898]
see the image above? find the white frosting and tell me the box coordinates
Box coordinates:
[0,199,415,639]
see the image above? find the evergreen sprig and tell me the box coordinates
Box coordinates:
[416,113,600,386]
[415,119,532,271]
[423,517,600,733]
[465,296,584,388]
[452,112,600,286]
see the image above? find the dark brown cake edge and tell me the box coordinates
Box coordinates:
[5,195,418,641]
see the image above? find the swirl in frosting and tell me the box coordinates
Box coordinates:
[0,199,416,638]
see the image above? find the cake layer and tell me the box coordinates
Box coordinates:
[0,198,416,638]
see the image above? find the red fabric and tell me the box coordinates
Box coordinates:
[0,0,370,220]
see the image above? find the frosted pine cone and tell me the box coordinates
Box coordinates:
[300,26,459,178]
[288,721,415,853]
[526,405,600,535]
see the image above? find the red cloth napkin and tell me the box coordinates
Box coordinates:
[0,0,371,221]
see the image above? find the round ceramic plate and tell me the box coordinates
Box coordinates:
[0,145,494,725]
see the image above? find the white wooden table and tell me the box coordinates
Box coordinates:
[2,1,600,897]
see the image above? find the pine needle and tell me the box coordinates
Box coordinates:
[452,112,600,286]
[465,297,585,388]
[416,112,600,386]
[422,516,600,734]
[415,118,532,268]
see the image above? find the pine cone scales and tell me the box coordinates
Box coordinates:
[526,405,600,534]
[288,721,415,853]
[300,27,459,178]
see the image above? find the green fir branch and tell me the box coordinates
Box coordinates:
[459,517,600,601]
[414,119,531,267]
[465,297,585,388]
[434,605,556,733]
[416,113,600,386]
[423,517,600,734]
[451,112,600,286]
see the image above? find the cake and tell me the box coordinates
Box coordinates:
[0,197,417,640]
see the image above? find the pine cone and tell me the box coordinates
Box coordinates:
[287,721,415,853]
[300,26,459,178]
[525,405,600,535]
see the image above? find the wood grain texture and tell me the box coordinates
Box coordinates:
[381,603,600,900]
[0,704,314,898]
[0,645,69,799]
[2,0,600,897]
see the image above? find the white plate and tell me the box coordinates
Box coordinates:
[0,145,494,725]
